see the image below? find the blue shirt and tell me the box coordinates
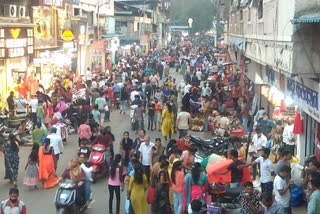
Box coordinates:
[258,119,276,139]
[265,203,285,214]
[95,97,107,110]
[91,110,100,123]
[113,84,121,93]
[191,172,207,185]
[163,87,171,97]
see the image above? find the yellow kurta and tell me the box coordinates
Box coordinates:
[161,108,174,137]
[128,175,148,214]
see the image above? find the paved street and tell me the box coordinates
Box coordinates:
[0,70,306,213]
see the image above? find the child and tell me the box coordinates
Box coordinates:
[24,143,40,189]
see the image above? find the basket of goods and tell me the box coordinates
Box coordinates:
[191,117,204,131]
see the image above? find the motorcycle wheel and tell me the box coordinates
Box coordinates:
[57,208,65,214]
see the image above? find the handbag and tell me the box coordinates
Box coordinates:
[147,186,155,204]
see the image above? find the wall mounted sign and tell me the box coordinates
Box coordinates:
[31,0,64,8]
[33,7,57,48]
[286,77,320,122]
[0,27,34,59]
[62,29,74,42]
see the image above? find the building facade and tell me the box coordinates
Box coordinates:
[0,0,34,108]
[222,0,320,164]
[115,0,169,54]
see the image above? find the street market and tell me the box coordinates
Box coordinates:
[0,0,319,214]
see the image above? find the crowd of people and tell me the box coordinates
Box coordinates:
[0,36,319,214]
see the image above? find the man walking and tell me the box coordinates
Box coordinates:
[176,106,191,138]
[139,135,154,183]
[47,127,64,170]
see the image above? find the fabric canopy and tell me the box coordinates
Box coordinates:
[291,13,320,24]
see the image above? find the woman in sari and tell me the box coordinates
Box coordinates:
[161,103,174,142]
[38,138,58,189]
[3,134,20,187]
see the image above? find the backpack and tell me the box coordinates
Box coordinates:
[1,199,24,213]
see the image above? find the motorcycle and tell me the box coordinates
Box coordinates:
[89,144,107,183]
[208,185,242,213]
[55,179,86,214]
[189,135,233,158]
[8,113,28,128]
[79,139,91,157]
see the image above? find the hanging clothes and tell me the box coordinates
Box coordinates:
[293,107,303,134]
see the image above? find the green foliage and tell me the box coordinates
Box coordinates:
[170,0,218,32]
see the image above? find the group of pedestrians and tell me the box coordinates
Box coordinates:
[1,36,320,214]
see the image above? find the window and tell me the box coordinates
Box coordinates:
[73,7,80,17]
[121,22,127,27]
[115,21,121,32]
[87,12,93,26]
[258,0,263,19]
[240,10,243,20]
[248,8,251,21]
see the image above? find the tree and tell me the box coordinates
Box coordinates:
[170,0,218,32]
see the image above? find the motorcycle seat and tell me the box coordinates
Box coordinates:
[225,187,242,197]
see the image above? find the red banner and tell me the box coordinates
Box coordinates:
[92,41,105,52]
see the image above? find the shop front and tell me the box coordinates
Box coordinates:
[32,45,76,90]
[0,26,34,108]
[285,77,320,164]
[257,72,320,165]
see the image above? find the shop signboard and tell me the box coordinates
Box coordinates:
[0,27,34,59]
[31,0,64,8]
[62,29,74,42]
[286,77,320,123]
[93,41,105,53]
[33,7,57,49]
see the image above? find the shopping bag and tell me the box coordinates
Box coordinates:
[147,186,155,204]
[125,197,130,214]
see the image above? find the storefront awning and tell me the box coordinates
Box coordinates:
[291,12,320,24]
[101,34,121,39]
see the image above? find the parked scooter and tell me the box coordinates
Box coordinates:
[89,144,107,183]
[55,179,86,214]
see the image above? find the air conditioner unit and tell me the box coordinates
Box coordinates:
[4,5,17,17]
[18,6,26,18]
